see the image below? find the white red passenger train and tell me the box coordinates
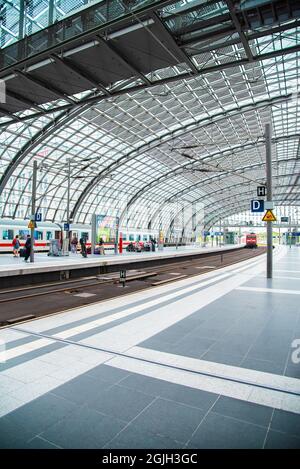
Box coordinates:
[0,219,157,253]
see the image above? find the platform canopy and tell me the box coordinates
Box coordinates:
[0,0,299,230]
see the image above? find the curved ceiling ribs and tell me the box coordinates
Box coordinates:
[70,93,297,221]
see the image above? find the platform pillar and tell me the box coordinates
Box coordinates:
[30,160,37,263]
[265,123,273,278]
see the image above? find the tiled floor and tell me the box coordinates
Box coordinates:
[0,246,299,448]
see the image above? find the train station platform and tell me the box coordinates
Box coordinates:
[0,244,244,287]
[0,245,299,449]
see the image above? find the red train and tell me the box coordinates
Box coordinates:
[245,233,257,248]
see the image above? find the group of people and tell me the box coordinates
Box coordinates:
[12,234,31,262]
[70,235,105,257]
[12,234,106,259]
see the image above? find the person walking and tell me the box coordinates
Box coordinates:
[24,234,31,262]
[12,235,20,257]
[71,234,78,254]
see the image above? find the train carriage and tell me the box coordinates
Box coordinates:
[0,219,157,253]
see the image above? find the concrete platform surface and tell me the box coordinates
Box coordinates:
[0,245,299,449]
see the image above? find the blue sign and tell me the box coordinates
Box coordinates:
[251,200,264,213]
[35,212,42,222]
[64,223,70,231]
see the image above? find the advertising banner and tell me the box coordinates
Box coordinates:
[95,215,119,243]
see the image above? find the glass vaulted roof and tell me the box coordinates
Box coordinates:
[0,0,299,232]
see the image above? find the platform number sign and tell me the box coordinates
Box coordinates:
[257,186,266,197]
[120,269,126,287]
[35,212,42,222]
[251,200,264,213]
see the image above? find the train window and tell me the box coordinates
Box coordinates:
[19,229,29,240]
[129,234,134,241]
[122,234,127,241]
[81,232,89,240]
[3,229,14,240]
[34,231,43,240]
[46,231,53,240]
[143,235,148,241]
[136,234,141,241]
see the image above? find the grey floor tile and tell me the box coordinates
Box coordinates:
[132,398,205,444]
[188,412,267,449]
[171,336,216,358]
[271,409,300,437]
[105,424,182,449]
[201,349,243,367]
[264,430,300,449]
[92,384,155,422]
[2,393,77,438]
[85,364,130,384]
[208,338,255,356]
[0,416,35,448]
[212,396,273,427]
[41,405,126,449]
[241,357,284,375]
[27,436,62,449]
[120,373,218,411]
[51,374,111,406]
[284,363,300,379]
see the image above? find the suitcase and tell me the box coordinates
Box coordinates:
[19,248,26,258]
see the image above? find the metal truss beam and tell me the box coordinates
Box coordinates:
[1,37,300,128]
[225,0,253,61]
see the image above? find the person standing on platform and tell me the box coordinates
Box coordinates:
[24,234,31,262]
[99,237,105,255]
[150,236,156,252]
[71,234,78,254]
[12,235,20,257]
[79,236,87,258]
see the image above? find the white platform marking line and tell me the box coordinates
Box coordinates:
[236,286,300,295]
[0,347,112,418]
[107,355,300,414]
[9,255,267,348]
[0,258,263,362]
[275,270,300,273]
[0,250,282,362]
[258,275,300,280]
[0,337,55,362]
[18,252,268,334]
[79,255,274,352]
[126,346,300,394]
[7,256,250,335]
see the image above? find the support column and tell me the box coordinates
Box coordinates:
[19,0,25,40]
[66,158,71,250]
[30,160,37,263]
[48,0,54,25]
[91,213,96,255]
[265,123,273,278]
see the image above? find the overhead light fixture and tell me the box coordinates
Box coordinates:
[106,19,155,40]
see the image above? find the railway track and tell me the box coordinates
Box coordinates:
[0,247,266,327]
